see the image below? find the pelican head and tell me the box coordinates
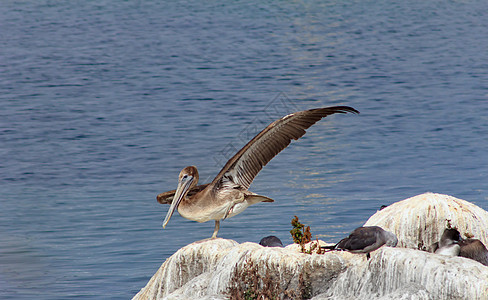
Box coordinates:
[162,166,199,228]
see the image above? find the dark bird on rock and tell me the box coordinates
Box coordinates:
[430,228,461,256]
[259,236,283,247]
[322,226,398,259]
[159,106,359,238]
[459,238,488,266]
[429,228,488,265]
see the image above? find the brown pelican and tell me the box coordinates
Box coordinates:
[160,106,359,238]
[322,226,398,259]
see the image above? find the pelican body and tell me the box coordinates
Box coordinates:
[160,106,359,238]
[163,165,273,238]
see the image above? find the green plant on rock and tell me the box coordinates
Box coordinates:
[291,216,320,253]
[290,216,311,244]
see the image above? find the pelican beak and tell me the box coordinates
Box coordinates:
[162,175,193,228]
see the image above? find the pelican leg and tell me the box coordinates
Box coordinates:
[211,220,220,239]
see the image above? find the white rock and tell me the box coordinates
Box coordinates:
[134,193,488,299]
[364,192,488,249]
[322,247,488,299]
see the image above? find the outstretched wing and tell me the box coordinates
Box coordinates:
[211,106,359,190]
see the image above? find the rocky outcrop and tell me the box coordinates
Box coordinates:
[365,192,488,249]
[134,193,488,299]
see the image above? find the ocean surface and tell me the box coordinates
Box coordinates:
[1,0,487,298]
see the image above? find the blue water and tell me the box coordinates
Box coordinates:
[1,0,487,298]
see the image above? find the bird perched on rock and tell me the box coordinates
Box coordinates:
[322,226,398,259]
[158,106,359,238]
[459,238,488,266]
[430,228,488,266]
[430,228,461,256]
[259,236,283,247]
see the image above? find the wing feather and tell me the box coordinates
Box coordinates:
[211,106,359,190]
